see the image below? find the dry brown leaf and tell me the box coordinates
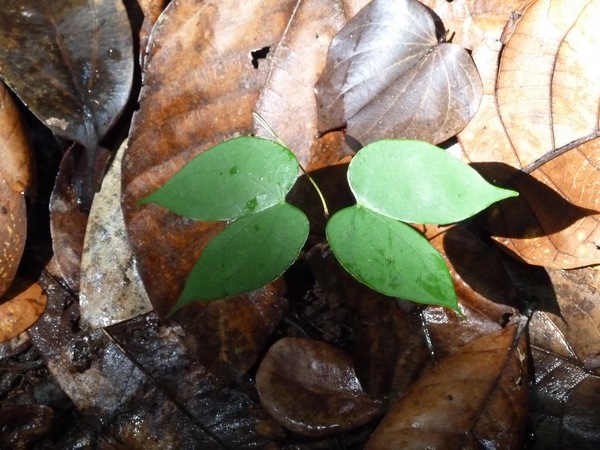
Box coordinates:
[121,0,304,378]
[0,82,31,194]
[253,0,346,170]
[0,282,47,343]
[530,305,600,448]
[256,337,382,437]
[458,0,600,268]
[0,80,30,297]
[420,0,533,49]
[315,0,482,147]
[365,323,528,449]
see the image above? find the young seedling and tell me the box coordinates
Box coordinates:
[141,136,517,316]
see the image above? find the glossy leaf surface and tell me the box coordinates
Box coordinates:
[141,136,300,221]
[0,0,133,150]
[173,202,308,311]
[256,337,382,436]
[326,205,458,310]
[315,0,482,146]
[349,140,518,224]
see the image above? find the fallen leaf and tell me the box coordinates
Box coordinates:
[121,0,301,376]
[79,140,153,329]
[0,282,47,344]
[365,323,528,449]
[315,0,482,146]
[0,81,32,194]
[0,0,133,151]
[420,0,533,49]
[29,272,279,448]
[253,0,347,170]
[458,0,600,268]
[256,337,382,436]
[530,308,600,448]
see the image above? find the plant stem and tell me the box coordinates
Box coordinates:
[253,111,330,219]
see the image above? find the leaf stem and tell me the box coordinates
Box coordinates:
[253,111,330,219]
[300,165,330,219]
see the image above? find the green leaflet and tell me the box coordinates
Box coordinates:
[348,140,518,224]
[170,202,309,314]
[140,136,300,221]
[326,205,458,310]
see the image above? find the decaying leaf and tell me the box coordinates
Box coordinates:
[80,141,153,329]
[458,0,600,268]
[0,0,133,151]
[0,282,47,343]
[530,305,600,449]
[256,337,382,437]
[315,0,482,147]
[29,273,280,449]
[365,323,528,449]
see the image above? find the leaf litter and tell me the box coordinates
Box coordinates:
[0,0,600,448]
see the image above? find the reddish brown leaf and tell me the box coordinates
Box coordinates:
[253,0,346,170]
[0,282,47,344]
[365,323,528,449]
[0,81,30,297]
[0,82,32,194]
[256,337,382,437]
[121,0,302,377]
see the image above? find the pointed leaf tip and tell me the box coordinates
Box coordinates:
[348,140,518,224]
[141,136,300,221]
[169,202,309,314]
[326,205,458,311]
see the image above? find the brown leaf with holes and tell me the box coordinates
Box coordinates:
[458,0,600,268]
[256,337,382,437]
[121,0,300,376]
[365,323,528,450]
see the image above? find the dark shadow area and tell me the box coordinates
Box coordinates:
[286,163,353,242]
[471,162,598,239]
[443,225,560,316]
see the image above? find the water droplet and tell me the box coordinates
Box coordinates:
[244,198,258,212]
[229,166,239,176]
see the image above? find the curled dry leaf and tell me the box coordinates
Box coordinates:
[256,337,382,437]
[315,0,482,147]
[458,0,600,268]
[0,282,47,344]
[366,323,528,450]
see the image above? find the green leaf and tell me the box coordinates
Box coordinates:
[326,205,458,310]
[348,140,518,224]
[170,202,309,314]
[140,136,300,221]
